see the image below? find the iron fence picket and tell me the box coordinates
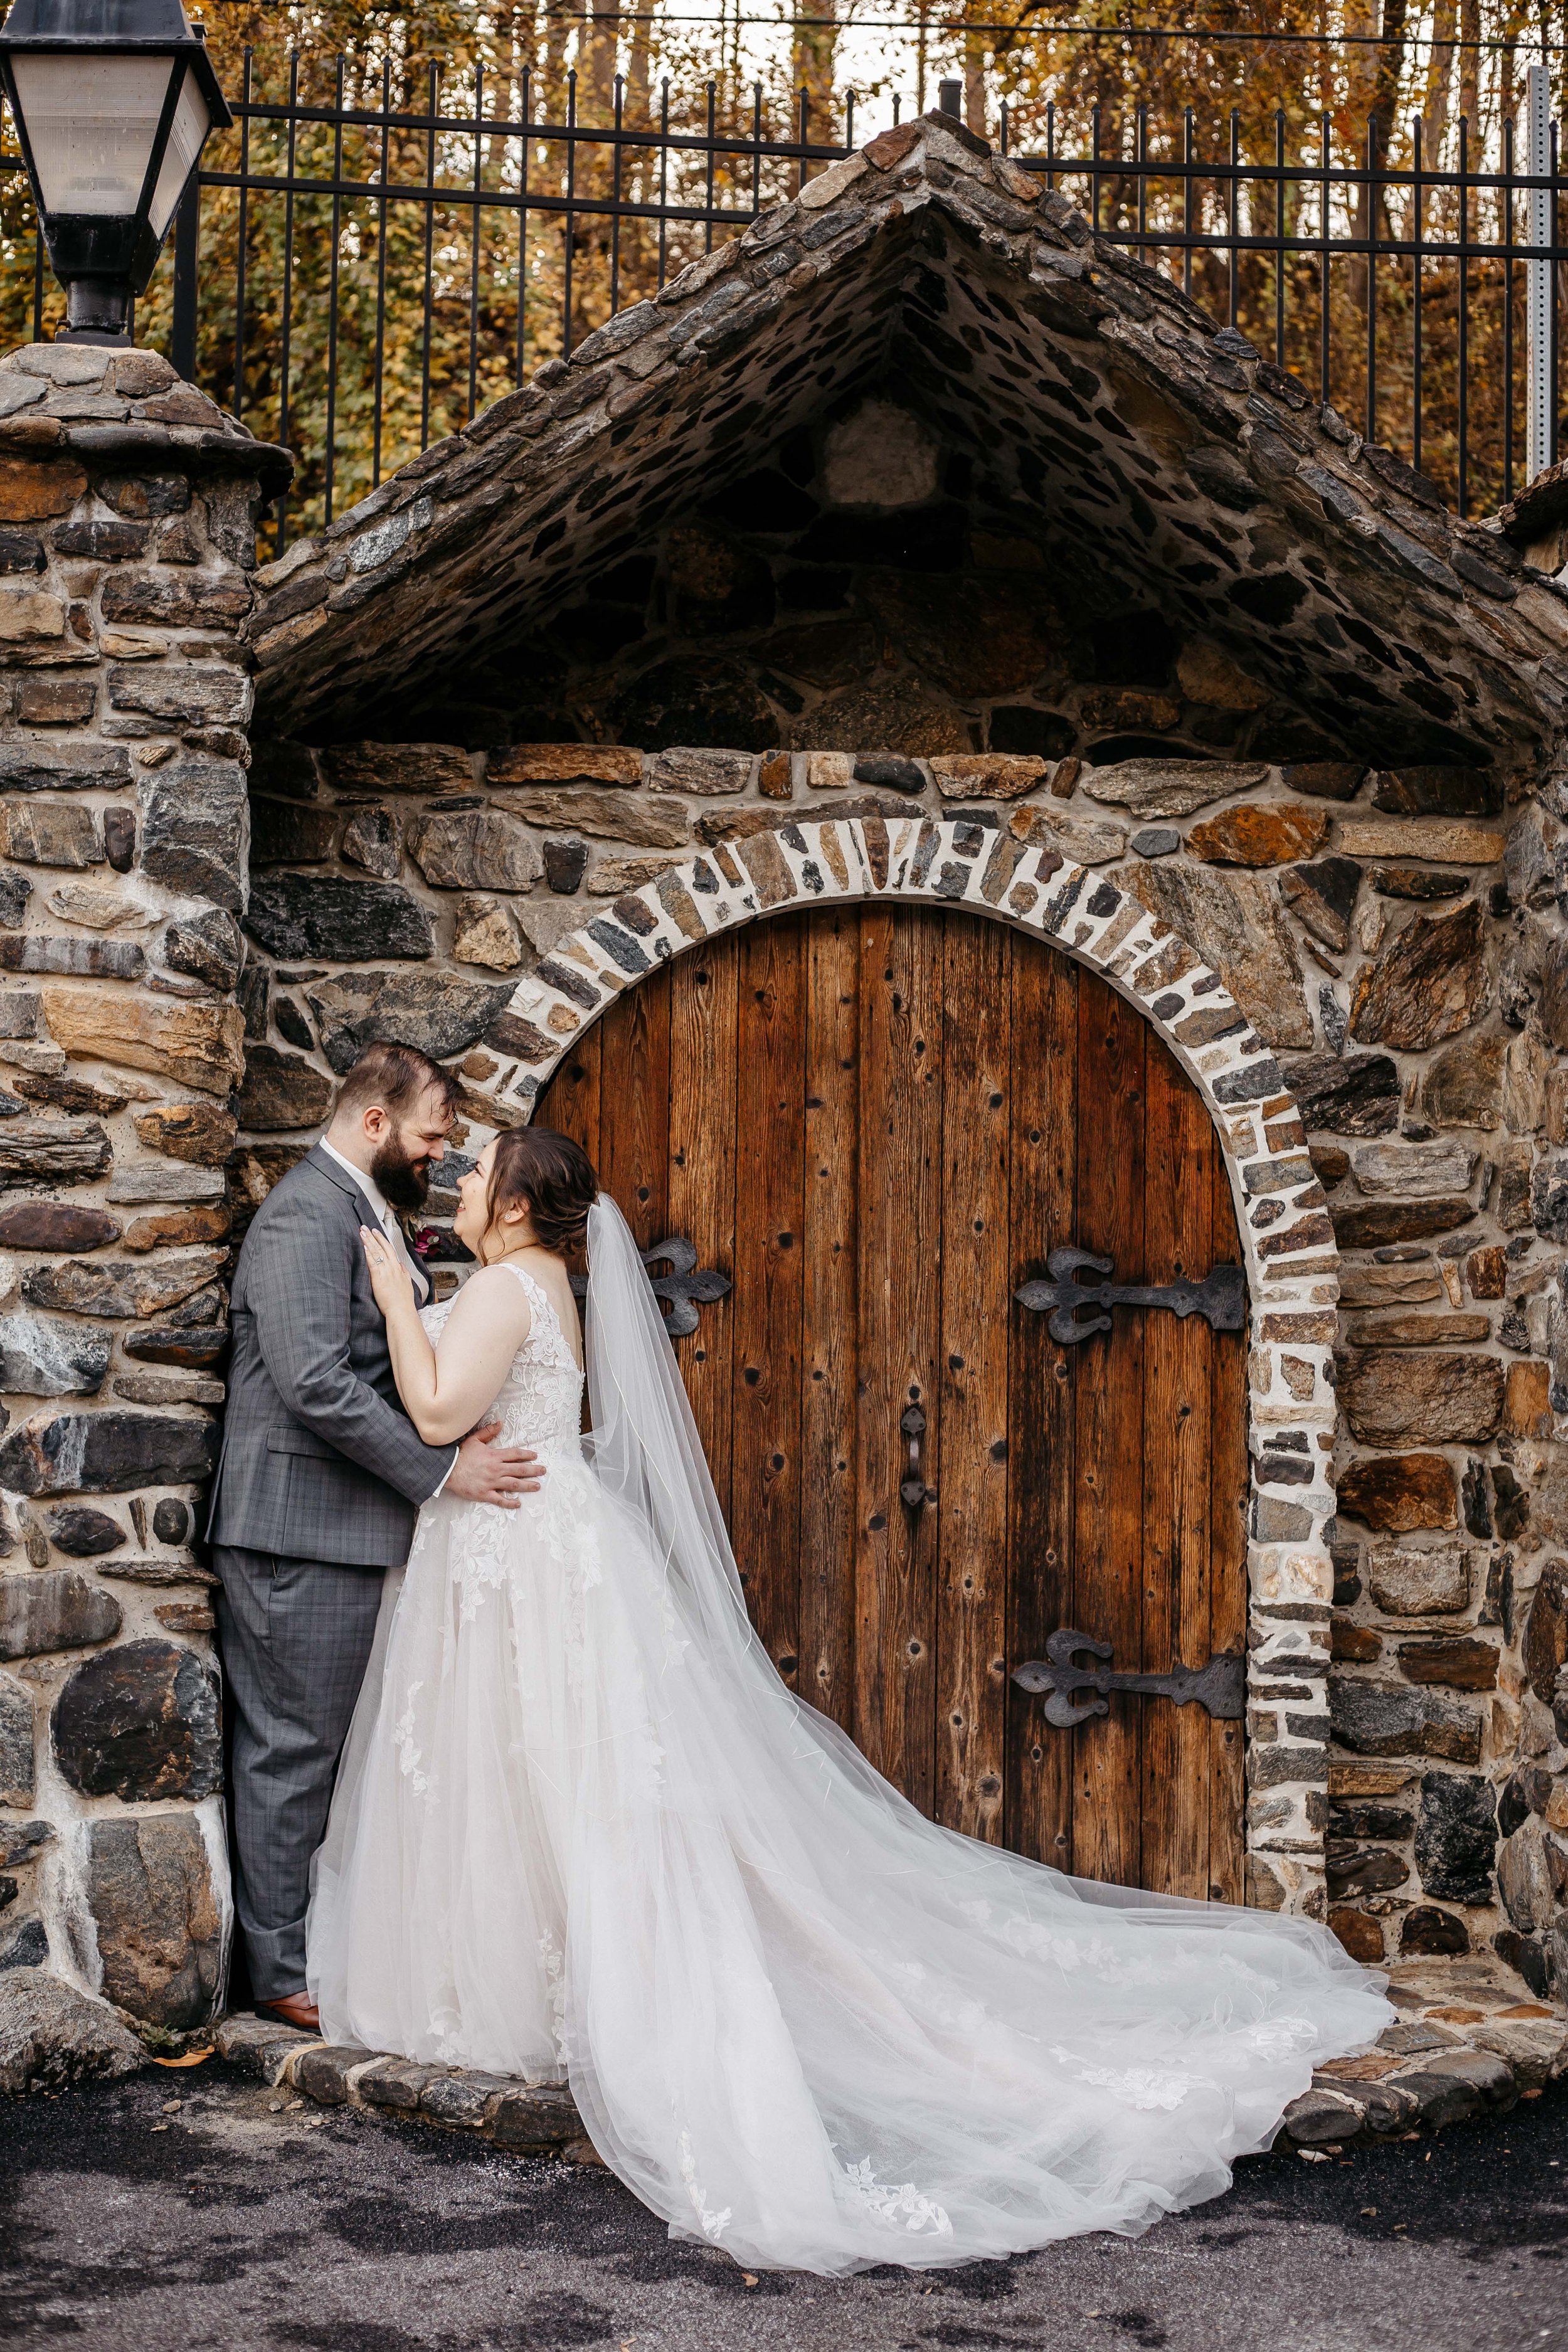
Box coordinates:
[277,49,299,546]
[1413,114,1424,480]
[1505,115,1515,501]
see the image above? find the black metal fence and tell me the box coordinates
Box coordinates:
[3,59,1568,544]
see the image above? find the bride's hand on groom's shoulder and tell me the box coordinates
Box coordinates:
[445,1421,546,1508]
[360,1223,414,1313]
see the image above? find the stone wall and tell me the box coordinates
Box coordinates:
[0,341,283,2028]
[239,679,1568,1968]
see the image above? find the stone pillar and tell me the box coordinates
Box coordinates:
[0,342,286,2033]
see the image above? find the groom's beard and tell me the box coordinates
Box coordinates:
[369,1138,433,1212]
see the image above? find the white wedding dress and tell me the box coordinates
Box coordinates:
[307,1204,1391,2275]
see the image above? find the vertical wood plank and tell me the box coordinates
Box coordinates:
[597,965,670,1249]
[800,907,859,1735]
[936,913,1011,1843]
[534,1025,601,1418]
[668,943,739,1525]
[1071,970,1146,1887]
[854,905,943,1811]
[1140,1037,1216,1898]
[1209,1149,1250,1904]
[731,914,806,1685]
[1005,941,1078,1867]
[533,1020,601,1166]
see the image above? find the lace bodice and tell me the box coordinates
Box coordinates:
[419,1262,585,1456]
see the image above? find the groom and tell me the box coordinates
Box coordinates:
[208,1039,545,2030]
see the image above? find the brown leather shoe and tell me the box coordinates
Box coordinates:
[256,1991,320,2033]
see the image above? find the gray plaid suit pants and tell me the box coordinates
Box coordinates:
[215,1544,386,2002]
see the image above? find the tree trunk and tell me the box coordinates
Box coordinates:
[792,0,838,148]
[1421,0,1458,167]
[1458,0,1480,137]
[964,6,987,140]
[1370,0,1409,239]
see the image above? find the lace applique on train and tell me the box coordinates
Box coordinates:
[1236,2015,1320,2062]
[538,1928,569,2064]
[840,2158,954,2238]
[391,1679,436,1806]
[1050,2048,1199,2111]
[677,2129,732,2245]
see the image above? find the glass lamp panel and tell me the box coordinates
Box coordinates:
[8,53,176,216]
[147,64,208,238]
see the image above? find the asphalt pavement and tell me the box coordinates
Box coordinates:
[2,2060,1565,2351]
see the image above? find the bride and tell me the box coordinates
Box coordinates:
[307,1126,1390,2274]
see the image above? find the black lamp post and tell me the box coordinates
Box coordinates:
[0,0,230,346]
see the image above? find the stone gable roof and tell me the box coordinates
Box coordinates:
[249,110,1568,768]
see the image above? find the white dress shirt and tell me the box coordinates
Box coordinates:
[320,1137,432,1303]
[320,1137,455,1495]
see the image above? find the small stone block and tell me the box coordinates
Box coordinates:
[485,2082,583,2149]
[213,2011,319,2084]
[853,756,924,793]
[292,2042,373,2106]
[1389,2058,1500,2129]
[0,1670,33,1807]
[805,752,855,791]
[356,2056,444,2111]
[1131,826,1180,857]
[45,1506,125,1557]
[542,837,589,894]
[0,1816,53,1868]
[1359,2079,1422,2134]
[105,1162,223,1204]
[419,2070,517,2127]
[0,1965,147,2094]
[151,1498,192,1547]
[1377,2020,1460,2055]
[1505,1360,1552,1438]
[1281,2084,1367,2143]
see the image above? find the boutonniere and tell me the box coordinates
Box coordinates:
[410,1224,439,1258]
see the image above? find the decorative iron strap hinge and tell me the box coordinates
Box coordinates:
[1014,1247,1246,1346]
[1011,1630,1246,1727]
[570,1236,731,1337]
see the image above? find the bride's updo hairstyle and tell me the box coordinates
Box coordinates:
[482,1128,599,1262]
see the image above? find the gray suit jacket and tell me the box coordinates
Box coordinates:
[208,1145,457,1567]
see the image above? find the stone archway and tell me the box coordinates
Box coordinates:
[464,809,1338,1914]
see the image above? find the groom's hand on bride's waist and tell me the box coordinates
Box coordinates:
[445,1422,546,1507]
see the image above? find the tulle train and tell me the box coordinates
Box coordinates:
[307,1453,1391,2274]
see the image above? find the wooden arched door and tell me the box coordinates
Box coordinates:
[535,902,1248,1900]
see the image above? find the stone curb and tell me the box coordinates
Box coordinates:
[212,2013,599,2161]
[215,1996,1567,2165]
[1280,2004,1568,2148]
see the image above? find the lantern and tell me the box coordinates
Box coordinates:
[0,0,231,343]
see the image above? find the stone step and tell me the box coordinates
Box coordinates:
[1280,1983,1568,2149]
[213,1979,1568,2172]
[212,2011,598,2161]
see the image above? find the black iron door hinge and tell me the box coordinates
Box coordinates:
[1015,1248,1246,1347]
[570,1236,730,1337]
[1011,1629,1246,1727]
